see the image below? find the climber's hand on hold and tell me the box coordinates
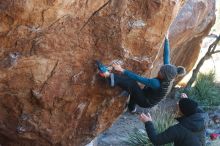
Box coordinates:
[112,63,124,73]
[165,30,169,39]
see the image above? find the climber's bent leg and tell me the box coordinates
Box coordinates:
[96,61,154,109]
[128,86,153,111]
[112,74,152,111]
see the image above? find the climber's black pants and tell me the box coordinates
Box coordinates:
[112,74,151,110]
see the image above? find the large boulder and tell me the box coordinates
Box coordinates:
[0,0,215,145]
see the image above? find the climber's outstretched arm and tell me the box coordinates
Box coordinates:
[123,70,160,90]
[112,63,160,89]
[164,36,170,65]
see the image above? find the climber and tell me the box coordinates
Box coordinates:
[96,34,186,113]
[139,93,206,146]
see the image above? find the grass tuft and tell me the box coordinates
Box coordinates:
[125,111,175,146]
[183,71,220,109]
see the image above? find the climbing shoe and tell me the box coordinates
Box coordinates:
[95,60,109,77]
[120,91,130,97]
[130,107,137,114]
[128,103,137,114]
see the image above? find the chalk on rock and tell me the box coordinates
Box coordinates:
[128,20,146,28]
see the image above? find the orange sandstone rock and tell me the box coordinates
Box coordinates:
[0,0,215,145]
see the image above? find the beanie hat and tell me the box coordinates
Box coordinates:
[159,65,186,81]
[179,98,198,116]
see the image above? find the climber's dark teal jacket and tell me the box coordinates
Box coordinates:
[145,108,206,146]
[123,38,170,89]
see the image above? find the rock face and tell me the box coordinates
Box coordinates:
[0,0,215,146]
[169,0,216,72]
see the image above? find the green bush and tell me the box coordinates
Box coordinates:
[184,71,220,108]
[126,111,175,146]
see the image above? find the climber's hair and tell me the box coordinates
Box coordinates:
[177,66,186,76]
